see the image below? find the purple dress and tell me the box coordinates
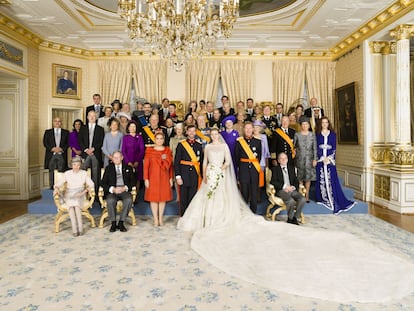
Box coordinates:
[315,131,356,214]
[221,129,239,170]
[122,133,145,180]
[68,130,81,157]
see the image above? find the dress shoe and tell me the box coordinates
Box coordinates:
[109,221,117,232]
[292,217,300,225]
[118,221,127,232]
[287,218,293,224]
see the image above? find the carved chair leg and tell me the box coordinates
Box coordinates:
[55,211,65,233]
[56,214,70,233]
[271,207,285,221]
[99,210,108,228]
[300,212,305,224]
[265,204,274,220]
[82,211,96,228]
[129,210,137,226]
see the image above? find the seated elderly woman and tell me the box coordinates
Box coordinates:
[54,156,94,237]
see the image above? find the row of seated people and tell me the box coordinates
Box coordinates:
[52,125,305,237]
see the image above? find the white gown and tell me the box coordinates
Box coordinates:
[177,142,414,303]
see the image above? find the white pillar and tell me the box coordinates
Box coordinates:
[390,24,414,166]
[383,43,396,144]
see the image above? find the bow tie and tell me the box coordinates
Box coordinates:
[187,139,195,144]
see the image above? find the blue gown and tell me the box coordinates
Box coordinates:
[220,129,239,170]
[315,131,356,214]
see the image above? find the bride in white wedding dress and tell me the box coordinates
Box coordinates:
[177,128,414,303]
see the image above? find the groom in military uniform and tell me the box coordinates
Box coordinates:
[235,122,262,214]
[174,125,203,216]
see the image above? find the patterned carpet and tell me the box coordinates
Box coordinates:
[1,214,413,311]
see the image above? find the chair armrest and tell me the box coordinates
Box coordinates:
[299,183,306,196]
[87,189,95,207]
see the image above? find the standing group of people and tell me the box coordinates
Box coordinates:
[44,93,354,236]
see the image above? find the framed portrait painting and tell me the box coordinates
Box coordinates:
[334,82,358,144]
[52,64,81,99]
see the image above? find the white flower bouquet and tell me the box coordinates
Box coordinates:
[206,165,224,199]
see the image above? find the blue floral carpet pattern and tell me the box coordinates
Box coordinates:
[1,214,414,311]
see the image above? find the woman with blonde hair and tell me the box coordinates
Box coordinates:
[144,133,173,226]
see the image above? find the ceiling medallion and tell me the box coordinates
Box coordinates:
[118,0,239,71]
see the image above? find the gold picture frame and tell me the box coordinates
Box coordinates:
[52,64,81,99]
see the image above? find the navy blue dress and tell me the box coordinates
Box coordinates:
[315,131,356,214]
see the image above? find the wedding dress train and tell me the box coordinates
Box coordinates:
[178,142,414,303]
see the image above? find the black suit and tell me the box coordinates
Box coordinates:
[101,163,136,222]
[206,112,214,125]
[270,127,295,164]
[270,165,305,221]
[235,137,262,213]
[141,126,168,146]
[43,128,69,188]
[78,124,105,193]
[158,108,170,126]
[86,104,105,122]
[174,140,203,216]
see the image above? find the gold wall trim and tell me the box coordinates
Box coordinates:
[331,0,414,60]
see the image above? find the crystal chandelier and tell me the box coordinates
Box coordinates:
[118,0,239,71]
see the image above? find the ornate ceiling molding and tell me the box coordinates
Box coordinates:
[331,0,414,60]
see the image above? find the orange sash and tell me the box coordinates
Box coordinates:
[237,137,264,187]
[275,128,296,159]
[143,126,155,145]
[180,141,202,188]
[196,129,211,143]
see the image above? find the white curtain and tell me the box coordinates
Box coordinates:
[98,61,132,105]
[305,61,336,120]
[273,61,306,113]
[186,60,220,104]
[220,60,255,107]
[132,60,167,105]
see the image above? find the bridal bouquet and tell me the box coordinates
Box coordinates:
[206,165,224,199]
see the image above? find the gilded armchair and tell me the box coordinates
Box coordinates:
[98,167,137,228]
[265,167,305,223]
[53,170,96,233]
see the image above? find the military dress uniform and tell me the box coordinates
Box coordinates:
[270,127,296,164]
[235,136,262,214]
[174,139,203,216]
[141,126,168,147]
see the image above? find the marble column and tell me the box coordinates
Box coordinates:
[369,41,395,164]
[390,24,414,166]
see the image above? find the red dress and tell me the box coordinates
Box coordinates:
[144,147,173,202]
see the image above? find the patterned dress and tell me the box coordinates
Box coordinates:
[294,131,317,182]
[315,131,356,214]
